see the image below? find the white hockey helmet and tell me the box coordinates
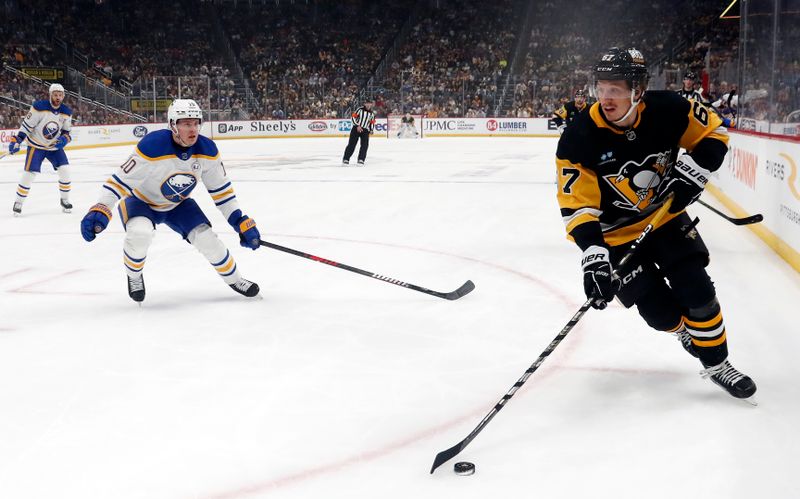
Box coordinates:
[167,99,203,129]
[49,83,65,94]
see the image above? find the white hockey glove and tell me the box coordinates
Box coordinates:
[581,245,618,310]
[655,154,711,213]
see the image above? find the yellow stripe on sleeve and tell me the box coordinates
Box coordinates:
[679,101,729,151]
[211,188,234,201]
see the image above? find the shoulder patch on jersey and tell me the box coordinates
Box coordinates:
[32,100,51,112]
[135,129,176,160]
[193,135,219,158]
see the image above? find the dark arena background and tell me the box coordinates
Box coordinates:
[1,1,799,498]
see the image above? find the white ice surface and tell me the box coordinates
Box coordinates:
[0,137,798,499]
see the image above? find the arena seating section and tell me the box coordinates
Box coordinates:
[0,0,795,125]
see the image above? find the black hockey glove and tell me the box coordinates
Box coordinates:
[655,154,711,214]
[581,245,618,310]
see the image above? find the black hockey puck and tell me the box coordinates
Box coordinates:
[454,461,475,476]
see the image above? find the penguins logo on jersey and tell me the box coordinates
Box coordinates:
[160,173,198,202]
[602,150,672,211]
[43,121,61,140]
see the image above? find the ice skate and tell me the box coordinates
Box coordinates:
[127,275,145,303]
[341,159,349,166]
[230,277,260,297]
[700,359,757,402]
[357,159,365,166]
[12,202,22,217]
[60,199,73,213]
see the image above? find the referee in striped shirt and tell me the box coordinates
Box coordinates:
[342,98,376,166]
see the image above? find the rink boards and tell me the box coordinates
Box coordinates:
[1,121,799,272]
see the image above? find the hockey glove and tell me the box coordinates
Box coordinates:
[228,209,260,250]
[557,124,566,135]
[581,245,618,310]
[8,134,25,155]
[80,204,112,242]
[55,134,71,149]
[655,154,711,214]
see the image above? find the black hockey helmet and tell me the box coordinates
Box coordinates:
[593,47,649,91]
[684,71,697,80]
[574,89,586,98]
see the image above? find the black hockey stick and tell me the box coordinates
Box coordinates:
[258,239,475,300]
[726,89,736,108]
[429,196,675,474]
[697,199,763,225]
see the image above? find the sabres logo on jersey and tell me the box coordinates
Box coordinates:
[42,121,61,140]
[602,150,672,211]
[160,173,198,202]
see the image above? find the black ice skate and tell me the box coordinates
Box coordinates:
[357,160,365,166]
[342,159,349,166]
[230,277,260,297]
[700,360,757,400]
[127,275,146,302]
[60,199,72,213]
[677,329,699,358]
[12,202,22,216]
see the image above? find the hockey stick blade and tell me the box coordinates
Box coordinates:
[440,280,475,300]
[697,199,763,225]
[731,213,763,225]
[430,441,466,474]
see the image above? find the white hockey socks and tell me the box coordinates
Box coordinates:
[188,224,241,285]
[57,164,71,201]
[123,217,154,279]
[15,171,37,205]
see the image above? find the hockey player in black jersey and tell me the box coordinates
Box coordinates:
[556,47,756,400]
[676,71,705,102]
[552,89,589,134]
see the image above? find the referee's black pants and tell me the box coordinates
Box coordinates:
[343,128,370,162]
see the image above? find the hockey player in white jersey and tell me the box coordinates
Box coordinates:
[396,112,419,138]
[7,83,73,216]
[79,99,261,303]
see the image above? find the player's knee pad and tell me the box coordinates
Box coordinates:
[57,164,71,182]
[19,171,37,184]
[662,254,716,309]
[187,224,226,259]
[634,283,684,332]
[687,297,721,321]
[124,216,155,253]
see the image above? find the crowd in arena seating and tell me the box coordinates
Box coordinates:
[374,0,516,118]
[0,68,141,128]
[0,0,797,126]
[510,0,724,118]
[0,0,241,124]
[220,1,412,120]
